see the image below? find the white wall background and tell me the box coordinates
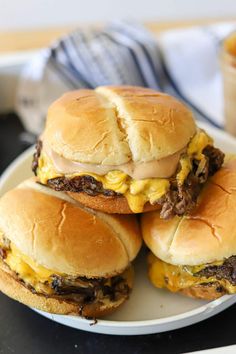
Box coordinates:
[0,0,236,30]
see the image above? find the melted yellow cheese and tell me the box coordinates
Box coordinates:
[176,156,192,184]
[148,253,236,294]
[0,240,131,296]
[187,130,213,158]
[37,130,212,213]
[176,130,213,184]
[3,243,58,294]
[38,156,170,213]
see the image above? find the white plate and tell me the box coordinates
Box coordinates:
[1,122,236,335]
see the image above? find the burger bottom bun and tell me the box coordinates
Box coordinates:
[180,282,226,300]
[0,265,133,318]
[67,192,160,214]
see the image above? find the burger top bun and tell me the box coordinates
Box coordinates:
[43,85,196,165]
[0,178,142,277]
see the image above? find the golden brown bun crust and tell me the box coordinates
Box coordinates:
[67,191,160,214]
[180,283,226,300]
[141,158,236,266]
[44,89,130,165]
[43,85,196,164]
[0,179,142,277]
[0,266,131,318]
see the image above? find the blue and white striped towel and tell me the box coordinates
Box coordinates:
[16,20,236,135]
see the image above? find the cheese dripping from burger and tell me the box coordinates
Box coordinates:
[34,129,221,214]
[0,231,132,306]
[147,253,236,298]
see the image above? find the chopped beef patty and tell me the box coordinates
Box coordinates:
[0,244,130,305]
[50,274,130,304]
[47,175,118,197]
[32,140,42,174]
[158,146,224,219]
[32,141,224,219]
[195,256,236,286]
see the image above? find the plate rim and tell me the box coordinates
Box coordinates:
[37,295,236,328]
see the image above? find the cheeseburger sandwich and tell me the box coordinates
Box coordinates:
[0,179,141,317]
[141,158,236,300]
[32,85,224,217]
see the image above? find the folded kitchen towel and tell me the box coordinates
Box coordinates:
[15,20,236,135]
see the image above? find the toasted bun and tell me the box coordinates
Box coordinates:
[0,178,142,277]
[0,263,133,317]
[180,283,226,300]
[43,86,196,165]
[141,158,236,266]
[67,191,160,214]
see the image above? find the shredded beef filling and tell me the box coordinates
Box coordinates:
[32,140,42,175]
[195,256,236,286]
[203,145,225,176]
[32,140,224,219]
[47,175,118,197]
[158,146,224,219]
[0,245,130,305]
[50,274,130,304]
[0,247,6,259]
